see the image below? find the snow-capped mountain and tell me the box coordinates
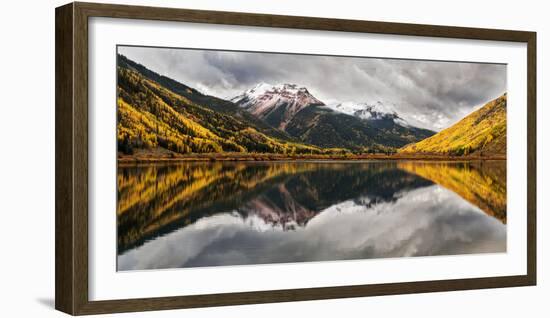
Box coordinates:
[326,101,410,127]
[231,83,324,129]
[231,82,435,149]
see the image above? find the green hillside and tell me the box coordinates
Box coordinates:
[286,105,434,151]
[400,94,506,156]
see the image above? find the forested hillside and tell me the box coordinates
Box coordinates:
[232,83,435,151]
[400,94,506,156]
[117,58,346,156]
[117,54,504,158]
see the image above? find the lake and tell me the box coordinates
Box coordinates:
[116,160,506,271]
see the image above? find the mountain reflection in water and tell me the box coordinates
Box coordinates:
[117,161,506,270]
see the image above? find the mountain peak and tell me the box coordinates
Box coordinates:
[244,82,274,98]
[326,101,408,126]
[231,83,324,130]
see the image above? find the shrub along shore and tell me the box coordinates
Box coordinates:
[118,150,506,164]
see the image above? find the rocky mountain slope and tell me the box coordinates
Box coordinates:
[232,83,435,151]
[231,83,324,130]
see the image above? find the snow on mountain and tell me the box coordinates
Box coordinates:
[233,82,273,100]
[232,83,417,132]
[231,83,324,129]
[326,101,410,127]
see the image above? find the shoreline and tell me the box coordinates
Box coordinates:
[118,152,506,163]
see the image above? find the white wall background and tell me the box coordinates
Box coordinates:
[0,0,547,316]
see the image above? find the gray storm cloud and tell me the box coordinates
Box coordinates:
[118,46,506,131]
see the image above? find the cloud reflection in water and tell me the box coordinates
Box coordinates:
[118,182,505,270]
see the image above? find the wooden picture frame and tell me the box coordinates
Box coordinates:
[55,1,536,315]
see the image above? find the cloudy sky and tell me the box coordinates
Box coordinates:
[118,46,506,131]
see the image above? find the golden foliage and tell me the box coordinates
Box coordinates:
[398,161,506,223]
[117,67,348,156]
[400,94,507,156]
[117,162,323,250]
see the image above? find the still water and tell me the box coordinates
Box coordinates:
[117,161,506,271]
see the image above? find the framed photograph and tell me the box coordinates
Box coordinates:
[55,2,536,315]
